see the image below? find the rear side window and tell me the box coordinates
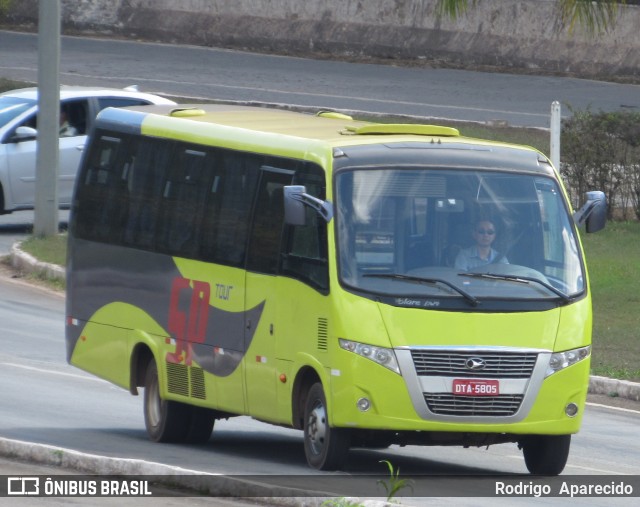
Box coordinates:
[97,98,153,111]
[73,133,130,242]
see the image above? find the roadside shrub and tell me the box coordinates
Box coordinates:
[561,108,640,220]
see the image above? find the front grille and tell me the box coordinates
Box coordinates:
[425,393,523,416]
[411,350,537,378]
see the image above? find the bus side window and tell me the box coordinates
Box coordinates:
[157,148,210,258]
[123,139,172,249]
[200,152,260,267]
[74,133,128,243]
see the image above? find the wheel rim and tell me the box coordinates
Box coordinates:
[147,375,162,428]
[307,399,328,456]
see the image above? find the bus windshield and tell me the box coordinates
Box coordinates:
[335,168,584,305]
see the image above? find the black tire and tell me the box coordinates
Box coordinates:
[143,361,191,443]
[520,435,571,475]
[303,383,351,470]
[184,406,216,444]
[351,431,394,449]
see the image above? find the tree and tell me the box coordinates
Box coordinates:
[437,0,626,34]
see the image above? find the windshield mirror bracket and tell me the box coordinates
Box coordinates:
[284,185,333,225]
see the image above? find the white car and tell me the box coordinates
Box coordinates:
[0,86,176,214]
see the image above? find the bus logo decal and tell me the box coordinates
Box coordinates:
[465,357,487,371]
[163,275,265,377]
[166,276,211,367]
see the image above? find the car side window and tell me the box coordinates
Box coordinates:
[61,100,89,136]
[97,98,151,112]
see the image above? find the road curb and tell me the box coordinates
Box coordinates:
[588,375,640,402]
[8,242,640,403]
[10,241,65,281]
[0,437,387,505]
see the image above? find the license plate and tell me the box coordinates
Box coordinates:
[452,379,499,396]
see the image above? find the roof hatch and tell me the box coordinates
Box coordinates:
[170,107,206,118]
[346,124,459,137]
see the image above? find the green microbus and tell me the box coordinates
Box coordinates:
[66,104,606,473]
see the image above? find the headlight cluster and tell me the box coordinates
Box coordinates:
[545,345,591,377]
[339,339,400,374]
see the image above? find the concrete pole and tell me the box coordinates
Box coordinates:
[550,101,561,170]
[34,0,61,237]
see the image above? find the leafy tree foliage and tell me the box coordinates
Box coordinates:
[437,0,627,34]
[561,109,640,219]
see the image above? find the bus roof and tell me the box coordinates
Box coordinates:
[95,103,550,173]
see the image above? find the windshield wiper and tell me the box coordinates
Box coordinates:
[459,272,571,303]
[363,273,479,307]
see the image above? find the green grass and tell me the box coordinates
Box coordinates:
[581,222,640,381]
[20,233,67,266]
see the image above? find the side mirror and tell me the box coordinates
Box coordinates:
[284,185,333,225]
[10,126,38,142]
[573,191,606,233]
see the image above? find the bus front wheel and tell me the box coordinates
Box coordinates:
[144,360,191,442]
[303,383,350,470]
[520,434,571,475]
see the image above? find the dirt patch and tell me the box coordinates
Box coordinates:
[587,393,640,412]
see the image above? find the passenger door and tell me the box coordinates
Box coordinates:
[244,167,294,421]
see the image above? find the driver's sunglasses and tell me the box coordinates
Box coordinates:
[476,228,495,235]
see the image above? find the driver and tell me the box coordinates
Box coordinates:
[455,219,508,271]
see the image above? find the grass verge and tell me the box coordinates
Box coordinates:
[20,233,67,266]
[581,222,640,381]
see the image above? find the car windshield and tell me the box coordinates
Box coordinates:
[0,96,36,128]
[335,168,584,306]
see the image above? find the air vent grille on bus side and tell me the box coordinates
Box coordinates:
[190,367,206,399]
[166,362,207,399]
[317,318,328,351]
[167,362,189,396]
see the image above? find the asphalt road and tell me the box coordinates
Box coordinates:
[2,30,640,128]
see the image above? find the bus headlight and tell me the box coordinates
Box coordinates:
[339,339,400,374]
[545,345,591,377]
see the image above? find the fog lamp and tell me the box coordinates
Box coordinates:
[565,403,579,417]
[357,398,371,412]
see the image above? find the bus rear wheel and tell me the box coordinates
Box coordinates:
[185,406,216,444]
[303,383,350,470]
[144,360,191,443]
[520,434,571,475]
